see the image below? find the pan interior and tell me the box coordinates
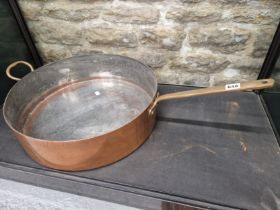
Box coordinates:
[21,77,152,141]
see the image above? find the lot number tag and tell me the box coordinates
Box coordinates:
[225,83,240,90]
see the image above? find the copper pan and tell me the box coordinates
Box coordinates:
[3,55,274,171]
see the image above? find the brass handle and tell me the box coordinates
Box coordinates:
[149,79,275,114]
[6,61,34,81]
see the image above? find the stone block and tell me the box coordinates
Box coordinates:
[180,0,204,3]
[156,68,211,86]
[188,27,250,54]
[17,0,43,21]
[228,56,264,71]
[230,6,278,25]
[85,26,138,48]
[45,9,100,22]
[140,26,185,50]
[166,3,221,24]
[171,52,230,73]
[252,27,276,58]
[123,50,169,68]
[28,20,83,45]
[102,5,159,24]
[119,0,163,2]
[36,43,72,62]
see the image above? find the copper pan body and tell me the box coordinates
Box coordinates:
[13,105,156,171]
[3,54,275,171]
[4,55,158,171]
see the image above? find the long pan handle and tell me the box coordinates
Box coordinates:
[149,79,275,113]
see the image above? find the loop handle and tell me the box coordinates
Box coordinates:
[6,61,34,81]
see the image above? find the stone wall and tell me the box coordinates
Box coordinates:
[18,0,280,86]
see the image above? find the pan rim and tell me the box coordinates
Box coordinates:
[3,54,158,142]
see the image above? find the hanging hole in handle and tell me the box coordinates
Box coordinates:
[6,61,34,81]
[262,80,268,84]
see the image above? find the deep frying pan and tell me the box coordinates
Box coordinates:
[3,54,274,171]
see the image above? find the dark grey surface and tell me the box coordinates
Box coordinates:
[0,85,280,210]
